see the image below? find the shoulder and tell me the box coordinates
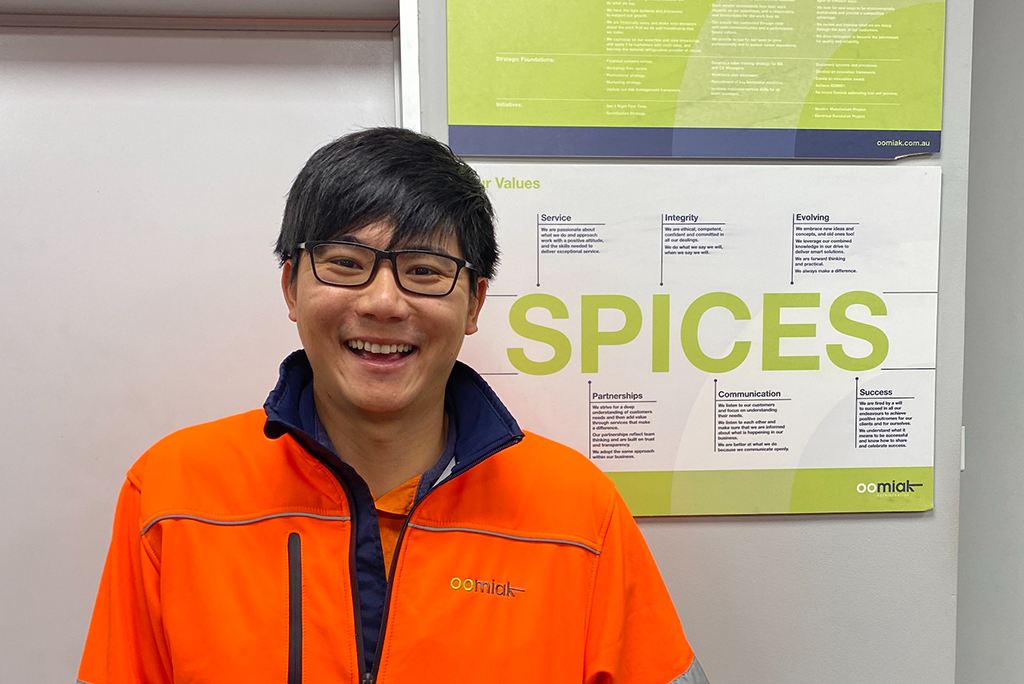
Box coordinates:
[128,409,273,484]
[503,430,618,501]
[433,431,622,548]
[126,410,343,530]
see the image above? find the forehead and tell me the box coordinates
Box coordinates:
[335,221,463,257]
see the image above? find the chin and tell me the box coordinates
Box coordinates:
[345,390,416,417]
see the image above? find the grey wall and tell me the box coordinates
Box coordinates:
[956,0,1024,681]
[0,25,396,683]
[411,1,974,682]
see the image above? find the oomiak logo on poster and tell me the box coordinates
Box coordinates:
[856,480,924,495]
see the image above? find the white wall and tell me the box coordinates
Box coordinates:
[410,0,974,681]
[955,0,1024,681]
[0,27,395,683]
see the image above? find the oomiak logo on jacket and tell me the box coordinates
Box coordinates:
[450,577,526,598]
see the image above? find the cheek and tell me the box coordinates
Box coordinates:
[296,293,347,339]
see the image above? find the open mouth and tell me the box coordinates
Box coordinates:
[346,340,416,358]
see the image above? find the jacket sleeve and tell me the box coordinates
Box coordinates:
[583,492,709,684]
[78,475,171,684]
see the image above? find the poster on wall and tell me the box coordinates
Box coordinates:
[459,164,940,515]
[447,0,945,159]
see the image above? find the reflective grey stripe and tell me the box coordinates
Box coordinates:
[406,522,600,555]
[141,512,350,535]
[669,657,710,684]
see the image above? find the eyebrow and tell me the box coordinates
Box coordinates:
[336,235,455,257]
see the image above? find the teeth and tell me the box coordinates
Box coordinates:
[347,340,412,354]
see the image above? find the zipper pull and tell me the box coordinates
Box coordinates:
[362,673,374,684]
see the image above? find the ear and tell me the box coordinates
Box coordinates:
[465,278,487,336]
[281,260,298,323]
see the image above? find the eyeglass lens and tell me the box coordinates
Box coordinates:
[311,243,461,295]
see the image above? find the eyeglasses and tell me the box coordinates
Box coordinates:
[298,241,476,297]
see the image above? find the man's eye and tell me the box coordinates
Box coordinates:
[409,265,441,277]
[328,258,362,269]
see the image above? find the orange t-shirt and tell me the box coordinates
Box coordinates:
[374,474,421,577]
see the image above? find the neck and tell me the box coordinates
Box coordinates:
[313,388,447,499]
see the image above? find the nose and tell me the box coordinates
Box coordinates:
[353,258,410,320]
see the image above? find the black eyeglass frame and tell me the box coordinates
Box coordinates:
[297,241,477,297]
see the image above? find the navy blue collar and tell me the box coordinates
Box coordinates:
[263,350,523,479]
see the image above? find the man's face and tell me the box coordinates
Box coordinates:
[282,221,486,421]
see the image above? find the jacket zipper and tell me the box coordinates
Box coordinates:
[288,532,302,684]
[364,437,522,684]
[325,460,368,683]
[293,438,370,684]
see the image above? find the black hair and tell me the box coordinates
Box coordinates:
[276,128,498,291]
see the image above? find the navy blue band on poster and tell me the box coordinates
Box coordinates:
[448,125,941,160]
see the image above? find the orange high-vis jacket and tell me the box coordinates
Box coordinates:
[79,354,706,684]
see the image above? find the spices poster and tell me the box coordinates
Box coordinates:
[459,164,940,514]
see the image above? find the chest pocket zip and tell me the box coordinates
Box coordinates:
[288,533,302,684]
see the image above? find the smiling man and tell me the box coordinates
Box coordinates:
[78,128,708,684]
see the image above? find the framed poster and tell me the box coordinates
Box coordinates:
[460,164,941,514]
[448,0,945,159]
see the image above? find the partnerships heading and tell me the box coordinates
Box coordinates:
[593,392,643,401]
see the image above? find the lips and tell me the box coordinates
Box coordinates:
[346,339,415,356]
